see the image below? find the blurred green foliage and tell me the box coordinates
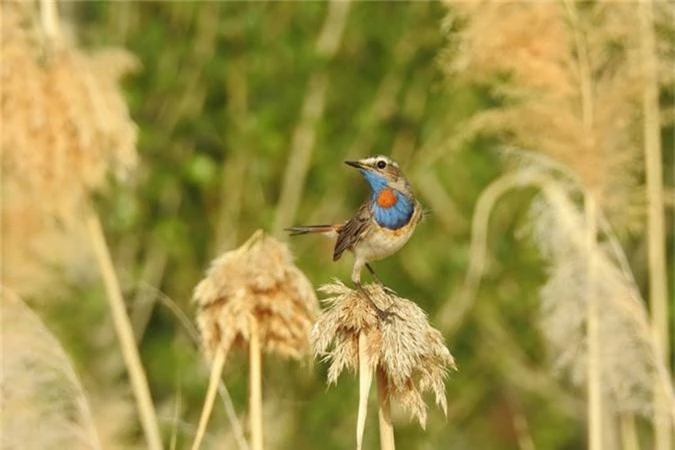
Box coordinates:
[39,2,673,449]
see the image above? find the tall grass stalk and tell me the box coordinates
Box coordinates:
[584,193,603,450]
[563,1,603,445]
[357,332,374,450]
[619,414,640,450]
[249,315,263,450]
[638,1,672,448]
[86,212,163,450]
[376,367,395,450]
[191,347,227,450]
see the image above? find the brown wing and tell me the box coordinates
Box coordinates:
[333,202,371,261]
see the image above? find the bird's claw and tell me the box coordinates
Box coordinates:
[380,284,397,296]
[373,304,398,321]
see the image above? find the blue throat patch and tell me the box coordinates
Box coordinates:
[361,170,414,230]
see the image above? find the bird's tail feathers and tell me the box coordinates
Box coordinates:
[286,224,340,237]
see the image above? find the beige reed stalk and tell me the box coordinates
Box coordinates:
[376,368,395,450]
[249,315,263,450]
[87,213,163,450]
[638,1,672,448]
[191,347,227,450]
[583,194,603,450]
[357,332,373,450]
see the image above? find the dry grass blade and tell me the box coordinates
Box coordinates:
[313,281,457,429]
[1,288,102,450]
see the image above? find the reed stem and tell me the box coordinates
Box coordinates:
[191,347,227,450]
[357,332,373,450]
[249,315,263,450]
[638,0,672,447]
[86,212,163,450]
[376,367,395,450]
[584,193,603,450]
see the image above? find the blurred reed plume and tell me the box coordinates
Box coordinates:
[1,289,101,450]
[192,229,318,450]
[0,1,138,296]
[513,157,675,420]
[1,3,164,449]
[444,0,673,234]
[444,1,674,447]
[313,281,456,449]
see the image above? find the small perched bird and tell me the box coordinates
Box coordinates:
[287,155,423,315]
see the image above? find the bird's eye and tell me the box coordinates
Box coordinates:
[376,160,387,169]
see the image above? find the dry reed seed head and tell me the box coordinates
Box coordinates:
[443,1,662,234]
[312,281,457,428]
[1,2,138,296]
[531,193,675,418]
[194,230,319,362]
[1,2,138,205]
[1,289,102,450]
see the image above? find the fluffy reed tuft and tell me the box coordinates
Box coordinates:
[194,229,319,362]
[530,184,675,419]
[0,2,138,296]
[444,0,674,235]
[1,288,102,450]
[312,281,456,427]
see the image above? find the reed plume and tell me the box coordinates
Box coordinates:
[0,1,138,296]
[444,0,674,447]
[0,3,165,449]
[522,166,675,420]
[1,288,102,450]
[192,229,318,450]
[313,281,456,449]
[444,0,674,234]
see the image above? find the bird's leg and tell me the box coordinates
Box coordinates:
[355,282,394,321]
[353,261,396,320]
[364,263,397,296]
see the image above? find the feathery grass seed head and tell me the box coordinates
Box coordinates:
[312,281,456,427]
[194,230,319,362]
[1,2,138,296]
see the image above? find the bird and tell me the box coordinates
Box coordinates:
[286,155,423,316]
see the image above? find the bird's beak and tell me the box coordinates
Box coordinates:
[345,160,367,170]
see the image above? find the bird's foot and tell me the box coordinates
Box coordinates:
[364,263,397,296]
[355,282,398,321]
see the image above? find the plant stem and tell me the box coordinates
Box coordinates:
[638,1,672,447]
[376,367,395,450]
[357,332,373,450]
[86,212,163,450]
[191,347,227,450]
[249,315,263,450]
[619,413,640,450]
[39,0,60,43]
[584,193,603,450]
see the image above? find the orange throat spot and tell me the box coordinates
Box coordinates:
[376,188,397,208]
